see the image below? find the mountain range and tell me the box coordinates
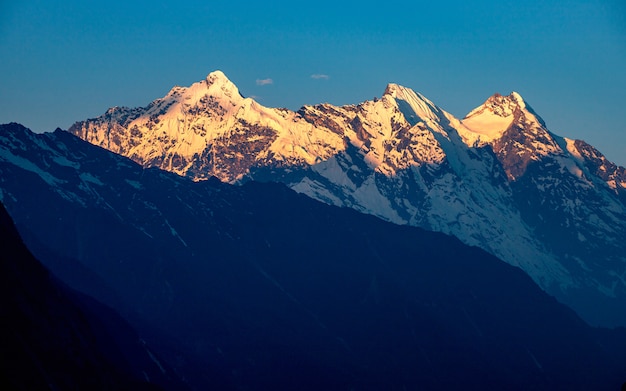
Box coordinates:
[1,122,625,390]
[68,71,626,327]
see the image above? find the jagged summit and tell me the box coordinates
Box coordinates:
[459,91,563,181]
[465,91,546,125]
[467,92,527,118]
[459,91,547,145]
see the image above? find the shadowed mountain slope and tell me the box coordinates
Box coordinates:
[1,123,625,390]
[0,200,187,390]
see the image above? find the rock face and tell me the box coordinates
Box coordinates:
[68,72,626,327]
[2,123,626,390]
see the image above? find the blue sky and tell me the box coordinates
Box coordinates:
[1,0,625,165]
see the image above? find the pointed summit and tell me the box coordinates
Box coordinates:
[383,83,442,126]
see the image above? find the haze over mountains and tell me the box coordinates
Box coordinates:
[1,123,625,390]
[68,71,626,327]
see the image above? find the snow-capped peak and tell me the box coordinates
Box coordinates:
[465,92,523,119]
[509,91,526,109]
[383,83,442,125]
[203,70,243,100]
[206,69,228,81]
[460,92,538,143]
[459,91,564,180]
[205,70,233,88]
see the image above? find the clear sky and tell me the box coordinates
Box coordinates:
[1,0,625,165]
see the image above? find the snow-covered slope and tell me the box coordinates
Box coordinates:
[461,92,562,180]
[289,87,571,294]
[460,92,626,324]
[69,71,626,327]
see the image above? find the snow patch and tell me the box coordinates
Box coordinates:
[164,219,188,247]
[461,110,513,142]
[125,179,143,189]
[564,138,583,161]
[52,155,80,168]
[0,149,65,186]
[145,348,166,374]
[79,172,104,186]
[291,177,345,207]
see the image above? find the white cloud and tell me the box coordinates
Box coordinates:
[256,78,273,86]
[311,74,330,80]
